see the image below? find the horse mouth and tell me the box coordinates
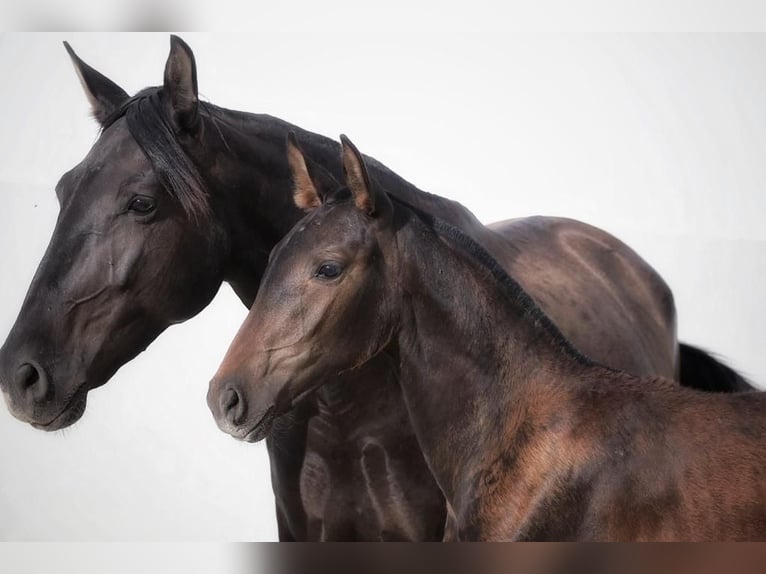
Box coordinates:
[31,385,89,432]
[242,406,276,443]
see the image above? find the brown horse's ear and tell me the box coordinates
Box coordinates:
[287,133,320,211]
[163,35,199,132]
[64,41,129,126]
[340,134,389,217]
[286,133,339,212]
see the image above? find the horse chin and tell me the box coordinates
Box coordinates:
[30,389,89,432]
[242,406,276,443]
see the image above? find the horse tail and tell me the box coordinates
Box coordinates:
[678,343,756,393]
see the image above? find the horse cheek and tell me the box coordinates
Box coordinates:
[111,235,144,290]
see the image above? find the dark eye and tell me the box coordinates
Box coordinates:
[127,195,157,214]
[315,262,342,279]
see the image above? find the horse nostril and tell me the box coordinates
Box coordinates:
[15,363,50,403]
[220,387,245,426]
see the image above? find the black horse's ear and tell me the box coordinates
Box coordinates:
[163,35,199,132]
[340,134,390,218]
[64,41,129,126]
[286,132,339,212]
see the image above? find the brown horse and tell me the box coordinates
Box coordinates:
[208,135,766,541]
[0,36,753,541]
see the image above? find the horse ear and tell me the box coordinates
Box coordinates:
[163,35,199,132]
[286,133,339,212]
[287,133,320,211]
[340,134,389,217]
[64,41,129,126]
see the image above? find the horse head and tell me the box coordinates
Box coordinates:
[208,134,397,441]
[0,37,229,429]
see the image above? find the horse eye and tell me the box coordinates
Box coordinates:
[127,195,157,214]
[315,262,342,279]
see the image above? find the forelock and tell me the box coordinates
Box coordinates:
[102,87,211,223]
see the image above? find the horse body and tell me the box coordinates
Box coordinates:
[487,215,677,377]
[209,138,765,540]
[566,385,766,541]
[445,372,766,541]
[0,37,752,540]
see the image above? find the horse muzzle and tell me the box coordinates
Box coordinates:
[0,353,89,430]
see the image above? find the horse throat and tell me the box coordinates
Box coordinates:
[183,111,307,306]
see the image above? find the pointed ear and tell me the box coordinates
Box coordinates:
[163,35,199,132]
[287,133,321,211]
[340,134,380,216]
[286,133,340,212]
[64,41,129,126]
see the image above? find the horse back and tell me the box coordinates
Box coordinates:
[488,216,677,378]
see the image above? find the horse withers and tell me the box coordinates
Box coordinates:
[208,135,766,541]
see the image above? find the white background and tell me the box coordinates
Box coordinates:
[0,31,764,540]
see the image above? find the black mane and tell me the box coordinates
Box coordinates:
[102,87,209,221]
[389,195,595,367]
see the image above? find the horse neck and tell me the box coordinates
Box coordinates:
[188,106,490,306]
[186,109,305,306]
[388,209,595,507]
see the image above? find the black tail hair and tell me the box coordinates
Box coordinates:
[678,343,756,393]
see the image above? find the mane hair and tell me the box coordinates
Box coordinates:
[101,87,210,222]
[389,196,595,367]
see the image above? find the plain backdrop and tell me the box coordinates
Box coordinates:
[0,31,764,540]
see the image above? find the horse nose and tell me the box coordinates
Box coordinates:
[14,362,51,404]
[219,386,246,427]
